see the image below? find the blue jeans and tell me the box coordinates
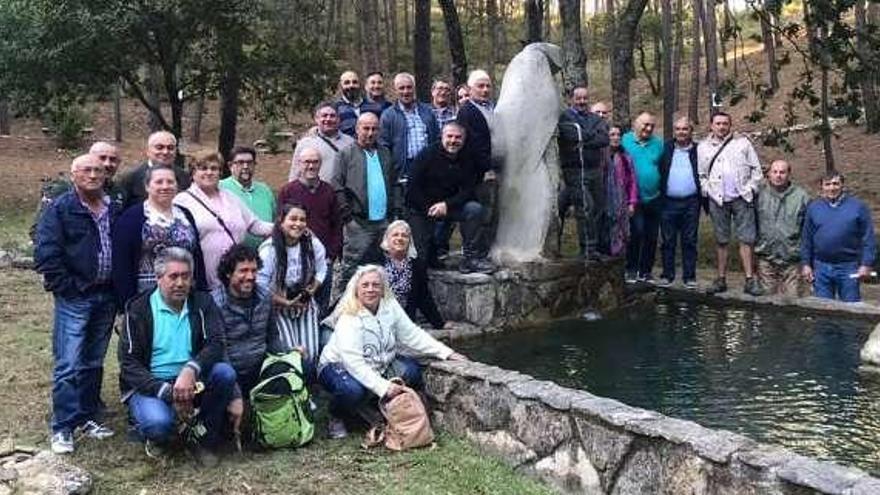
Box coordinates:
[626,198,662,277]
[813,260,861,302]
[410,201,484,261]
[319,356,422,417]
[51,289,116,433]
[660,196,700,282]
[128,363,237,448]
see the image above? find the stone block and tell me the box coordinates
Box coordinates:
[776,454,868,494]
[625,415,753,463]
[531,442,603,494]
[510,400,573,457]
[572,415,635,491]
[466,429,537,467]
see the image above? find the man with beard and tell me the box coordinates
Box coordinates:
[335,70,383,137]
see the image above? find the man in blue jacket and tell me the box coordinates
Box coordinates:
[801,171,876,302]
[35,154,122,454]
[379,72,439,180]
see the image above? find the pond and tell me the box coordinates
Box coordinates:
[455,300,880,475]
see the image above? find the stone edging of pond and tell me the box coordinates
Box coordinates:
[424,359,880,495]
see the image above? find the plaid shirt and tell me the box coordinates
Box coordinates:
[80,194,112,283]
[432,105,457,131]
[403,104,429,161]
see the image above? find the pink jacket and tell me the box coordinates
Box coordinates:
[613,150,638,208]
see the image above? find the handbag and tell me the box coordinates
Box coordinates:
[185,190,237,243]
[362,378,434,451]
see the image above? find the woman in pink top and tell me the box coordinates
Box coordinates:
[174,150,274,289]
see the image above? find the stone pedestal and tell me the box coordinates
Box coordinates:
[429,257,625,331]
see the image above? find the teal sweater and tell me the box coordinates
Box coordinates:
[621,132,663,203]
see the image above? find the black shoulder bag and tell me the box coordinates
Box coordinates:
[701,136,733,214]
[185,191,237,243]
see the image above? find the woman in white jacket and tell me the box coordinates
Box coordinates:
[318,264,467,439]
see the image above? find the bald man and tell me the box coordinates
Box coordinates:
[755,160,810,296]
[279,147,342,313]
[330,112,397,285]
[335,70,385,137]
[622,112,664,282]
[118,131,190,208]
[35,153,123,454]
[590,102,611,122]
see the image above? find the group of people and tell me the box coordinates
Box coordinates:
[558,92,876,302]
[32,64,877,466]
[32,66,512,465]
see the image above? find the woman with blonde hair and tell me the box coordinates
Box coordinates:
[317,264,466,439]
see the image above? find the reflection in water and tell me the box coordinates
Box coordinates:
[456,302,880,474]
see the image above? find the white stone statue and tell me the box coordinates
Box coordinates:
[490,42,564,265]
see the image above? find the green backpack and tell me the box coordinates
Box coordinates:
[249,351,315,448]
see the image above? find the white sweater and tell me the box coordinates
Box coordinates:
[318,297,453,397]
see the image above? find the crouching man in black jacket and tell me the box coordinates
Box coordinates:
[119,247,239,466]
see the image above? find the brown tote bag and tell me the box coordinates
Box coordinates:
[362,378,434,451]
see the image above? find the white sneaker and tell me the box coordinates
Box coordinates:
[78,420,114,440]
[51,431,74,454]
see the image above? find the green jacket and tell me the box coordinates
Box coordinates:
[755,181,810,264]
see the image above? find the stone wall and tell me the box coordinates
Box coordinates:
[429,257,625,331]
[424,360,880,495]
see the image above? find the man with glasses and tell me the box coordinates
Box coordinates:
[697,112,764,296]
[622,112,664,282]
[31,141,125,241]
[801,171,876,302]
[290,101,355,182]
[35,154,122,454]
[431,79,457,131]
[220,146,276,248]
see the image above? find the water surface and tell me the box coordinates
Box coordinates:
[456,301,880,474]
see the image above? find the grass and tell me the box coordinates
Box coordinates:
[0,268,553,495]
[0,206,32,254]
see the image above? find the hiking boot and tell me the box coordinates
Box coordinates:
[327,417,348,440]
[78,420,114,440]
[707,277,728,294]
[459,257,495,275]
[144,439,168,459]
[191,445,220,468]
[50,431,74,454]
[683,280,699,290]
[654,278,673,288]
[744,277,765,297]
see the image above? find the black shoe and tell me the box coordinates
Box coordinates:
[191,445,220,468]
[707,277,727,294]
[459,258,495,274]
[744,277,765,297]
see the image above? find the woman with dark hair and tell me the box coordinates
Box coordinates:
[257,203,327,369]
[605,125,638,257]
[112,165,207,305]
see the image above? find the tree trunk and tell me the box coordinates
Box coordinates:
[856,0,880,132]
[146,64,163,133]
[611,0,651,128]
[525,0,543,43]
[543,0,552,40]
[662,0,674,140]
[218,32,244,160]
[438,0,469,87]
[112,81,122,142]
[0,98,9,136]
[404,0,411,46]
[414,0,432,102]
[388,0,399,70]
[190,94,205,144]
[702,0,719,116]
[672,0,684,111]
[358,0,382,73]
[487,0,501,80]
[637,35,659,95]
[689,0,702,124]
[720,0,729,68]
[803,0,835,171]
[559,0,588,93]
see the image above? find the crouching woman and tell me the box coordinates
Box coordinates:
[318,265,467,439]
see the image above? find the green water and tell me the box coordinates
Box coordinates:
[456,300,880,475]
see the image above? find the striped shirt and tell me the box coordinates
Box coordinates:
[80,194,112,283]
[403,105,429,161]
[432,105,457,131]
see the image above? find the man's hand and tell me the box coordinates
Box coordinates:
[627,205,635,217]
[483,170,497,182]
[801,265,814,283]
[173,367,197,418]
[447,352,469,362]
[427,202,448,218]
[858,265,873,280]
[227,398,244,433]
